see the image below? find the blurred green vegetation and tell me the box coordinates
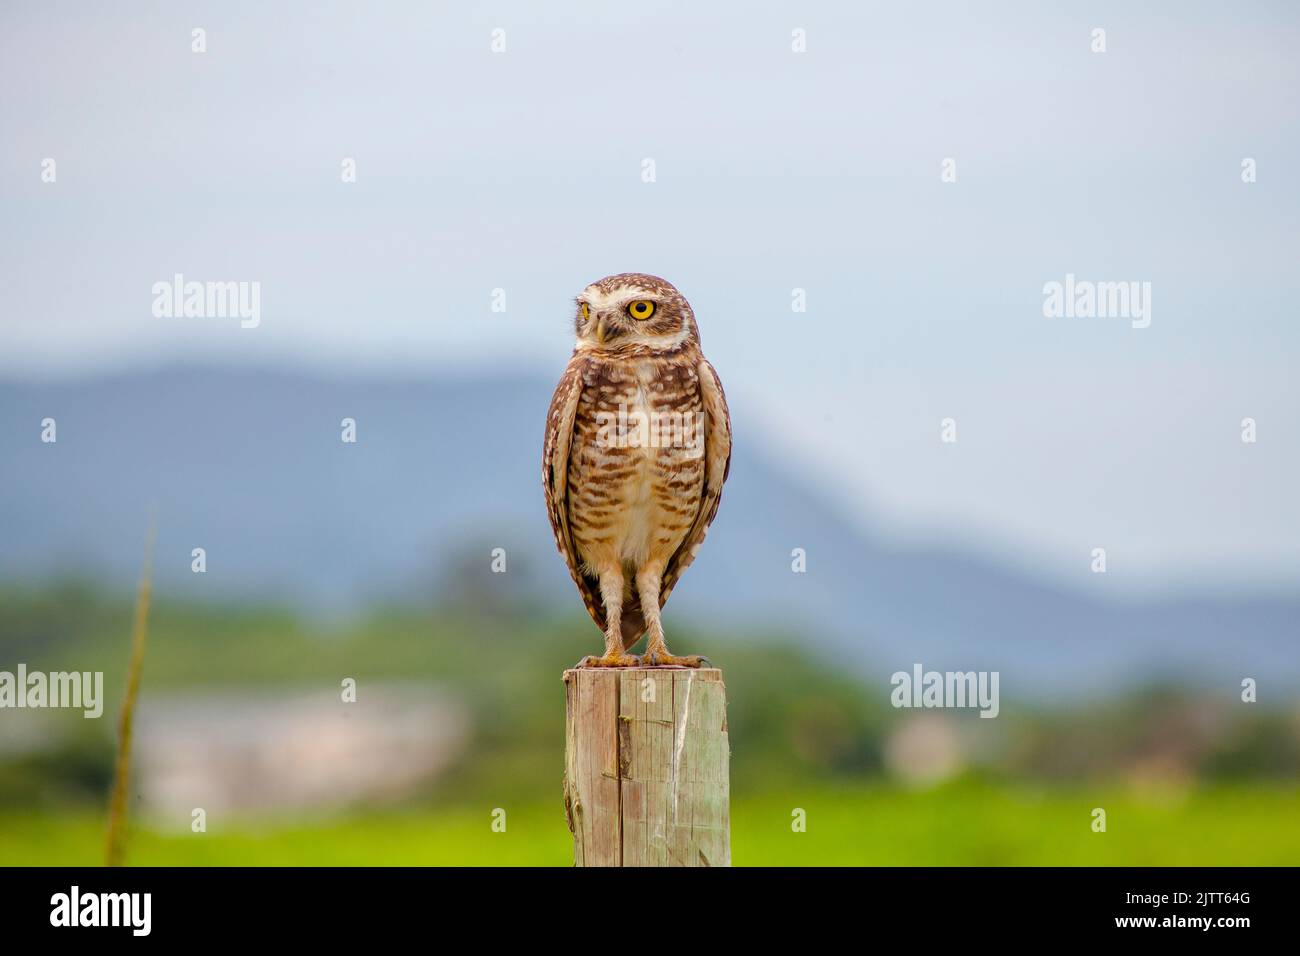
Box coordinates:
[1,581,1297,866]
[4,782,1299,866]
[0,580,888,808]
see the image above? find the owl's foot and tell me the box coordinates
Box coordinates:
[642,650,710,668]
[576,652,643,668]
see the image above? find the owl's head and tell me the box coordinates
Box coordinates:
[573,273,700,354]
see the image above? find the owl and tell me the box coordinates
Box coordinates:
[543,273,732,667]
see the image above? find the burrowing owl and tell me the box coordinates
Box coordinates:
[543,273,732,667]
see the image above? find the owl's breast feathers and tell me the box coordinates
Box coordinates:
[543,347,732,641]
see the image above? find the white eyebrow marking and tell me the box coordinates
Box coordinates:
[580,285,661,311]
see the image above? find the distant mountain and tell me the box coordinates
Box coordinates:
[2,365,1295,697]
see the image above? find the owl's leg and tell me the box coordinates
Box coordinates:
[637,568,709,668]
[577,568,642,668]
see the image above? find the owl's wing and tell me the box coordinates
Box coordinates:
[542,355,606,631]
[660,357,732,606]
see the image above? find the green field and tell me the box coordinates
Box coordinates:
[6,781,1298,866]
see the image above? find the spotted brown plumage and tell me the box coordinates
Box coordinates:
[542,274,732,667]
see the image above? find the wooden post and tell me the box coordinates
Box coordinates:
[563,667,730,867]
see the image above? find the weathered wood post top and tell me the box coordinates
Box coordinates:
[563,667,730,867]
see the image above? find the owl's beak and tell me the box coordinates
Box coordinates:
[594,316,608,343]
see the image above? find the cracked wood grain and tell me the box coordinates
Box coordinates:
[563,667,729,867]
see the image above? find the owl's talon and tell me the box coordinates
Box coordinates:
[642,651,709,668]
[576,653,643,668]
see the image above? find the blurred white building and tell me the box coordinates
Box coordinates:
[133,683,469,823]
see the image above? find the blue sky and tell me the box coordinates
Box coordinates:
[2,0,1297,594]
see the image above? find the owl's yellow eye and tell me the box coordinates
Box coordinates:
[579,303,589,319]
[628,300,655,320]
